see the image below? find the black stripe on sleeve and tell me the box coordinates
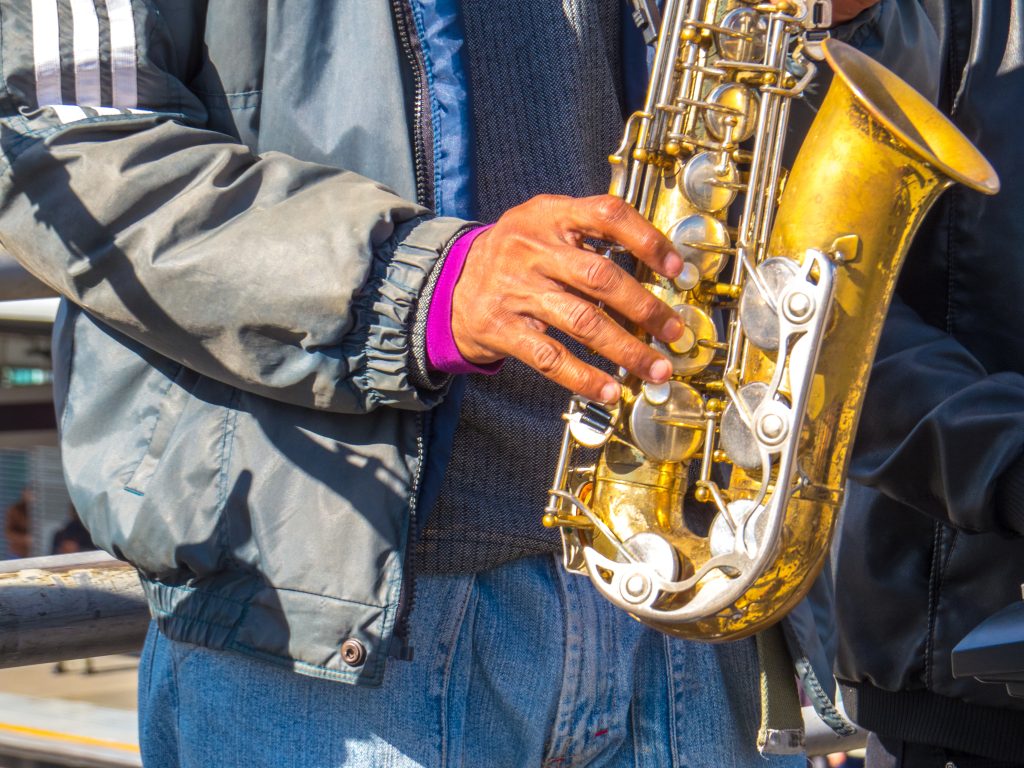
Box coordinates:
[56,0,75,105]
[96,0,113,107]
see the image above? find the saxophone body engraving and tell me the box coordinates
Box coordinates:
[545,0,998,640]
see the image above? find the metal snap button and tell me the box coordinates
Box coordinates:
[341,639,367,667]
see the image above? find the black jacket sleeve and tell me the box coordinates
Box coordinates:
[849,295,1024,535]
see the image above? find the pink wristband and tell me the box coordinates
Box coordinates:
[425,224,504,375]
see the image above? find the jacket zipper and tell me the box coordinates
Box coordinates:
[391,411,427,661]
[391,0,436,212]
[389,0,436,660]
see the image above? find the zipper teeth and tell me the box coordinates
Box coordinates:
[393,414,426,656]
[391,0,435,210]
[389,0,436,654]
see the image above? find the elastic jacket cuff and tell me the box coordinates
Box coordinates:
[356,214,468,409]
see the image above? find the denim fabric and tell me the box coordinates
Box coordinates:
[139,555,802,768]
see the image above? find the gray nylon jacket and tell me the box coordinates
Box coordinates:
[0,0,935,690]
[0,0,469,685]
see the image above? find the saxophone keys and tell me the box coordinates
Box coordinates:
[781,288,815,324]
[719,381,773,471]
[613,532,684,606]
[675,262,701,292]
[666,213,732,286]
[642,381,672,406]
[623,532,680,578]
[619,572,653,604]
[656,305,717,374]
[709,498,767,560]
[753,402,792,448]
[681,152,739,213]
[629,381,705,462]
[668,324,698,355]
[568,401,617,449]
[737,256,800,351]
[719,380,796,473]
[705,83,760,143]
[716,9,767,62]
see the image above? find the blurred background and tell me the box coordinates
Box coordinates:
[0,288,140,768]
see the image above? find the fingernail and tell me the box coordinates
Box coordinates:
[664,252,683,277]
[600,382,621,403]
[661,316,684,341]
[648,359,672,382]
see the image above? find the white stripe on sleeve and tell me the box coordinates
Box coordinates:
[48,104,88,123]
[105,0,138,109]
[69,0,101,106]
[31,0,62,107]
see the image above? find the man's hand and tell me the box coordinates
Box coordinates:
[832,0,880,25]
[451,194,686,404]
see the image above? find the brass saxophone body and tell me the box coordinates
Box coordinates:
[545,0,998,640]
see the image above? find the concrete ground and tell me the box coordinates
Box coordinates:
[0,657,139,767]
[0,656,137,711]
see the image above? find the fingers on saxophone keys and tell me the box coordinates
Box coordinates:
[570,195,683,278]
[533,292,673,386]
[550,247,685,345]
[516,327,622,404]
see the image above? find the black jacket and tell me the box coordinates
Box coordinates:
[835,0,1024,761]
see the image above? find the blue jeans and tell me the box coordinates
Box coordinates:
[139,554,801,767]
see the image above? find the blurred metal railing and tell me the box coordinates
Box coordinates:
[0,552,148,667]
[0,250,54,301]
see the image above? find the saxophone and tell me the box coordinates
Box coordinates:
[544,0,998,640]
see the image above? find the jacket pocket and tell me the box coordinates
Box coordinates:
[124,365,196,496]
